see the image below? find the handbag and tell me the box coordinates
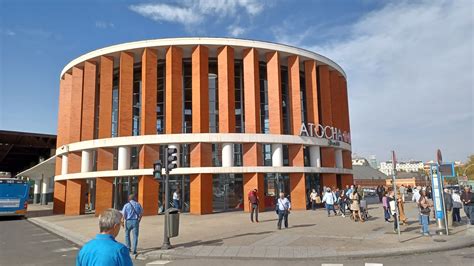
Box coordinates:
[420,207,431,215]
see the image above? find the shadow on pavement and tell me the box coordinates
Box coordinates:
[26,209,54,218]
[0,216,25,222]
[291,224,316,228]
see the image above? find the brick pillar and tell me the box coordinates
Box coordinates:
[53,180,66,214]
[218,46,235,133]
[242,48,264,212]
[81,61,97,141]
[65,179,86,215]
[119,52,134,137]
[68,67,84,176]
[319,65,336,187]
[138,48,159,215]
[189,46,213,214]
[95,177,114,216]
[266,51,282,135]
[304,60,319,125]
[96,56,114,214]
[166,46,183,134]
[340,76,352,171]
[288,55,306,210]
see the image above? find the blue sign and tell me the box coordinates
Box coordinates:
[430,164,445,220]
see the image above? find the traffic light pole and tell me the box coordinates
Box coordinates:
[161,147,171,250]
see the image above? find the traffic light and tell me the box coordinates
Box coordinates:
[153,160,162,180]
[167,147,179,172]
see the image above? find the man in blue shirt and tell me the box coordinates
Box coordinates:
[122,194,143,255]
[76,208,132,266]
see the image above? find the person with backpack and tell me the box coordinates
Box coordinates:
[322,188,337,217]
[276,192,291,230]
[121,194,143,256]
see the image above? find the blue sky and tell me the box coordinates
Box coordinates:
[0,0,472,162]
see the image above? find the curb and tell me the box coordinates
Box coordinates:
[28,217,90,247]
[142,235,474,261]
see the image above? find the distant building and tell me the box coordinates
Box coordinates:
[353,165,388,187]
[369,155,378,169]
[352,157,370,166]
[379,160,424,176]
[385,171,430,187]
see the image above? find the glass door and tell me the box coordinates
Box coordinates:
[158,175,190,213]
[212,174,243,212]
[113,176,138,210]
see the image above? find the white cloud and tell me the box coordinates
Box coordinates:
[129,3,202,25]
[275,0,474,161]
[95,21,115,29]
[227,25,246,37]
[129,0,264,30]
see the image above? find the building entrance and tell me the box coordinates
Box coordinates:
[212,174,243,212]
[113,176,138,210]
[159,175,190,213]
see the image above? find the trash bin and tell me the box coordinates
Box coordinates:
[165,208,180,238]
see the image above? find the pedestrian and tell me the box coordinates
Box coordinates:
[388,191,398,233]
[350,187,363,222]
[376,185,383,203]
[248,188,259,222]
[173,189,181,210]
[338,189,347,217]
[76,208,133,266]
[412,186,421,202]
[460,186,474,225]
[452,190,462,223]
[357,185,365,200]
[276,192,291,230]
[444,188,453,229]
[122,194,143,256]
[397,191,408,225]
[309,189,320,211]
[322,188,337,217]
[419,190,433,236]
[399,185,406,202]
[382,191,390,222]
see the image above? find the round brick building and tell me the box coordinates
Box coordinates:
[53,37,353,216]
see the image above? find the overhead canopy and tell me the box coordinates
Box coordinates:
[0,130,56,176]
[16,156,56,179]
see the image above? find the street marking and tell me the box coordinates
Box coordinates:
[365,264,383,266]
[41,238,62,243]
[147,260,171,265]
[53,247,79,252]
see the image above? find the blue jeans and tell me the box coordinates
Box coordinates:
[325,204,336,215]
[125,219,139,253]
[421,214,429,235]
[173,199,181,209]
[277,210,288,229]
[340,202,346,215]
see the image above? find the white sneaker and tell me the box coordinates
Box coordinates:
[342,214,345,217]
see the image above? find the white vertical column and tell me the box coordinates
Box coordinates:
[61,154,68,175]
[33,180,41,204]
[41,175,50,205]
[118,146,131,170]
[81,150,93,172]
[335,149,343,168]
[310,146,321,167]
[272,144,283,167]
[222,143,234,167]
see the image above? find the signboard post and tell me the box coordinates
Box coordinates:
[431,149,448,235]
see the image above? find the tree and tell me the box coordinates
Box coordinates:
[457,155,474,180]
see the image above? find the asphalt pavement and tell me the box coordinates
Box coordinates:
[0,216,78,266]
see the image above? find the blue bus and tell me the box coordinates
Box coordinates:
[0,178,29,217]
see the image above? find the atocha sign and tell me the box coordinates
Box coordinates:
[299,123,351,144]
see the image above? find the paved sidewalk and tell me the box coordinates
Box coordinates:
[28,199,474,260]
